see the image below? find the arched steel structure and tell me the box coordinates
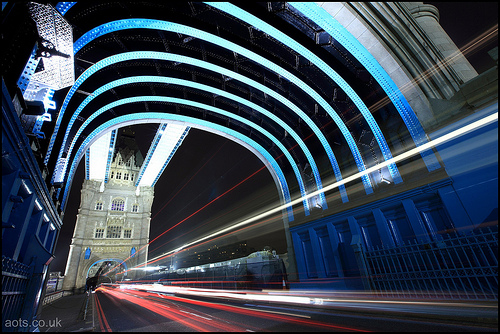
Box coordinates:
[64,113,296,220]
[44,2,442,223]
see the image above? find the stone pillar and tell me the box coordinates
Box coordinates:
[62,243,82,291]
[407,2,477,89]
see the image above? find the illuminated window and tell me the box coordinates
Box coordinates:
[132,203,139,212]
[95,201,103,210]
[107,226,122,238]
[95,228,104,238]
[124,229,132,238]
[111,198,125,211]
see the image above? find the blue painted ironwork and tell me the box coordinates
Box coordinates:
[151,126,191,187]
[65,96,312,215]
[135,123,168,187]
[48,18,375,195]
[62,75,329,208]
[51,51,351,201]
[291,2,441,173]
[207,2,402,184]
[55,2,76,16]
[63,113,295,221]
[103,129,117,183]
[85,148,90,180]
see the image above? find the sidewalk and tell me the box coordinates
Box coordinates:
[37,292,94,332]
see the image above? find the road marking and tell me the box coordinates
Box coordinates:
[238,303,311,318]
[179,310,213,321]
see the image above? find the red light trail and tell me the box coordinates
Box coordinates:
[94,286,370,332]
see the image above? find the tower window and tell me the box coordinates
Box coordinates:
[95,228,104,238]
[111,198,125,211]
[124,173,129,181]
[95,201,103,210]
[116,172,122,179]
[132,203,139,212]
[124,229,132,238]
[107,226,122,238]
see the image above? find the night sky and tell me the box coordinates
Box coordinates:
[48,2,498,273]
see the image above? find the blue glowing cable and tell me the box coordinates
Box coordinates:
[62,113,295,221]
[62,75,329,209]
[65,96,313,215]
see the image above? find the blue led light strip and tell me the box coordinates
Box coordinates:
[207,2,402,184]
[62,75,329,208]
[84,148,90,180]
[290,2,441,172]
[55,2,76,16]
[48,18,372,194]
[65,96,314,215]
[51,52,351,201]
[63,113,295,221]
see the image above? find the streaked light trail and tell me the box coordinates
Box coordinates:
[147,111,498,264]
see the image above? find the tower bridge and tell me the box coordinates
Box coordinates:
[2,2,497,331]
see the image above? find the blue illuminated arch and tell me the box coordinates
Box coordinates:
[206,2,402,184]
[47,21,375,194]
[63,113,296,221]
[62,76,331,208]
[51,52,357,201]
[66,96,315,215]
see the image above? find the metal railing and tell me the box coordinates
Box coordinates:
[364,225,498,300]
[42,290,68,306]
[2,256,31,327]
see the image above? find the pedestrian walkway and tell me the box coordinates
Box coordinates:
[37,292,94,332]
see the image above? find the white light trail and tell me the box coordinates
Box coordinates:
[147,111,498,264]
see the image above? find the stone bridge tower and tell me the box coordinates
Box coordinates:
[62,128,154,292]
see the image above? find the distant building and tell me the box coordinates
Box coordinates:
[62,128,154,292]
